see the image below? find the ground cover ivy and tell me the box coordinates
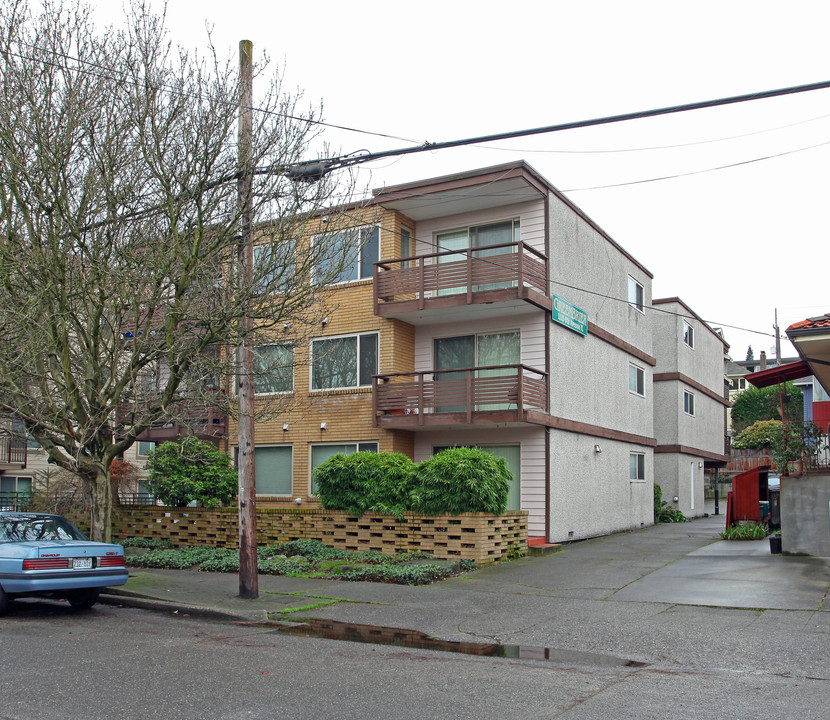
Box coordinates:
[124,538,472,585]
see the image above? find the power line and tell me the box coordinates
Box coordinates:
[6,41,418,144]
[561,139,830,192]
[285,78,830,177]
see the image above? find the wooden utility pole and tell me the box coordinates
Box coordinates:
[237,39,258,599]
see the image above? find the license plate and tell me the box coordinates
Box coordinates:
[72,558,93,569]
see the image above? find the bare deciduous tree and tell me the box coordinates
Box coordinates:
[0,0,357,540]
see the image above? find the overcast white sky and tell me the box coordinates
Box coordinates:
[88,0,830,359]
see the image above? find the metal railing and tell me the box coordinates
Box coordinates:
[0,437,27,465]
[374,241,548,310]
[373,364,547,426]
[0,492,32,511]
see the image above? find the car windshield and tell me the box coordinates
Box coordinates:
[0,516,87,543]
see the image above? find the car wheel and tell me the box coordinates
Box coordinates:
[0,585,8,615]
[67,588,100,610]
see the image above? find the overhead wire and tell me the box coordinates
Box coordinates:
[6,40,419,143]
[327,203,776,340]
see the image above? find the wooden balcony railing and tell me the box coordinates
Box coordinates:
[372,364,548,428]
[0,437,27,466]
[117,398,228,443]
[374,242,549,315]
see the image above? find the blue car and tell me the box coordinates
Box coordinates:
[0,512,128,614]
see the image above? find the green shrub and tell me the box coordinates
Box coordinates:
[732,420,783,450]
[120,537,173,549]
[653,483,686,523]
[314,451,415,519]
[410,447,510,515]
[144,436,237,507]
[720,523,768,541]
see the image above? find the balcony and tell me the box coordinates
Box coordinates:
[372,364,548,430]
[118,399,228,446]
[373,242,550,323]
[0,437,27,467]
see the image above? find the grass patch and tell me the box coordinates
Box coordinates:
[125,538,473,585]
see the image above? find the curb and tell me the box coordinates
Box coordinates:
[99,589,249,622]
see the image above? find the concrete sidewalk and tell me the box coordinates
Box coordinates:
[103,510,830,628]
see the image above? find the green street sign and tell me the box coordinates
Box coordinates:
[552,295,588,336]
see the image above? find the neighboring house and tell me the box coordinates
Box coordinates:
[652,299,730,518]
[0,417,31,506]
[223,161,726,543]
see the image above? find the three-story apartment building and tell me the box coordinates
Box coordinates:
[225,161,727,543]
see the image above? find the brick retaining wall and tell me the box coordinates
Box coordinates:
[106,506,527,565]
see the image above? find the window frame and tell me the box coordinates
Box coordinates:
[629,363,645,397]
[683,321,695,349]
[434,218,520,254]
[309,442,378,495]
[310,332,379,391]
[628,276,644,313]
[629,452,645,481]
[137,441,156,458]
[253,342,294,396]
[315,224,380,285]
[253,444,294,497]
[683,390,696,416]
[400,225,414,268]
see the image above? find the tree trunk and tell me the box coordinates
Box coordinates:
[87,467,112,543]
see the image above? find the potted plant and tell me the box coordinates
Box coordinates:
[769,529,782,554]
[771,422,806,477]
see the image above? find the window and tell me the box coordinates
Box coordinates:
[310,442,378,494]
[730,378,747,391]
[628,277,644,312]
[629,364,645,396]
[0,475,32,495]
[311,333,378,390]
[316,226,379,284]
[683,390,695,416]
[254,343,293,394]
[254,445,293,495]
[683,321,695,348]
[629,453,645,481]
[436,220,520,293]
[137,441,156,457]
[254,241,296,294]
[434,331,520,411]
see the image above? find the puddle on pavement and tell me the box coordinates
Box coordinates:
[275,618,648,668]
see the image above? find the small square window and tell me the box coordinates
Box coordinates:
[628,277,644,313]
[683,321,695,348]
[629,364,645,396]
[684,391,695,416]
[137,441,156,457]
[629,453,645,480]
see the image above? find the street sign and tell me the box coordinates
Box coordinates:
[552,295,588,336]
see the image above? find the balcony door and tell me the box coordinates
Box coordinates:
[435,220,519,295]
[434,331,519,412]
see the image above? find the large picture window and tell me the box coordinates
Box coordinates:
[311,333,378,390]
[316,226,379,285]
[310,442,378,494]
[254,343,294,395]
[254,445,293,495]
